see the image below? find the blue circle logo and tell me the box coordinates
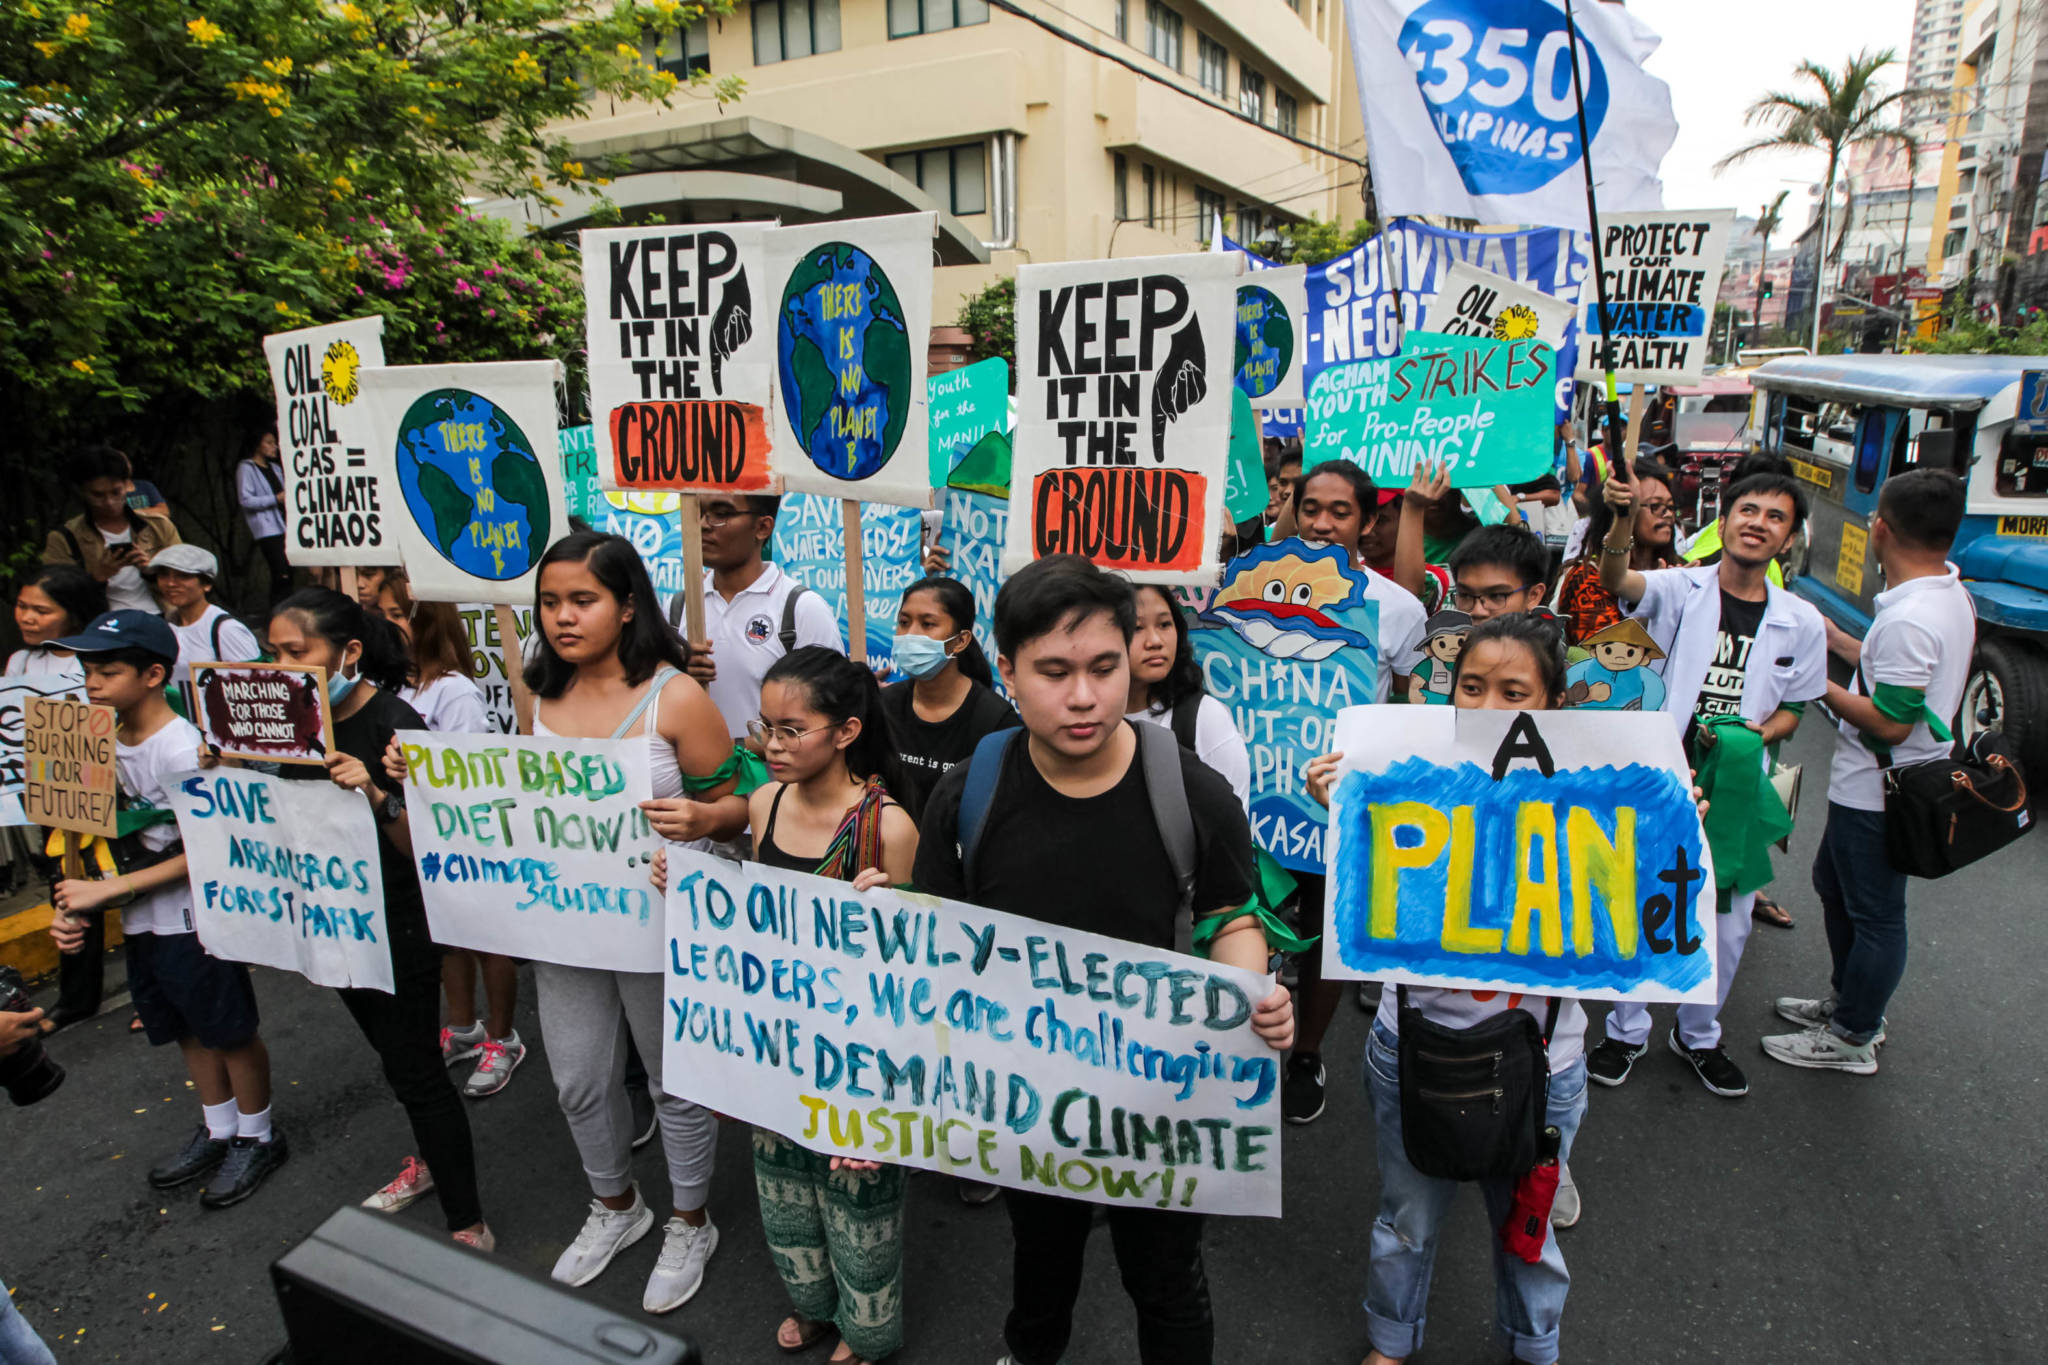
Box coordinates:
[1398,0,1609,197]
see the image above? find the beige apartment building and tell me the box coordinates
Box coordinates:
[493,0,1366,317]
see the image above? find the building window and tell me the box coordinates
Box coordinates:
[1239,67,1266,122]
[886,142,988,216]
[646,22,710,76]
[1142,163,1158,227]
[1197,35,1227,97]
[1196,185,1226,241]
[1943,226,1967,257]
[1115,0,1128,42]
[1237,204,1264,243]
[1114,154,1129,220]
[1146,2,1182,70]
[753,0,840,64]
[888,0,989,37]
[1277,90,1298,136]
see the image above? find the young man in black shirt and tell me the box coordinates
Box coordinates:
[912,555,1293,1365]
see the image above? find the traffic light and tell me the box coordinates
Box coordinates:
[1761,279,1776,300]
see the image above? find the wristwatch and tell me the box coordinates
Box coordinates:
[374,792,404,824]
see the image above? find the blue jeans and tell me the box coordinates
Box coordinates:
[1362,1023,1587,1364]
[0,1278,56,1365]
[1812,802,1909,1043]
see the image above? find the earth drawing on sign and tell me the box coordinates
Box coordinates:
[776,242,913,483]
[394,389,551,581]
[1234,284,1294,399]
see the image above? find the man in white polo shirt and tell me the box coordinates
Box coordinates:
[672,493,844,737]
[1763,468,1976,1075]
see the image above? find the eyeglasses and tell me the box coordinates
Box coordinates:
[1451,586,1526,610]
[698,505,751,527]
[746,718,834,748]
[1636,499,1676,515]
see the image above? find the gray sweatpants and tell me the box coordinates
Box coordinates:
[534,962,717,1209]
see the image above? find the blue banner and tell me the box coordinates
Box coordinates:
[938,487,1009,697]
[772,493,923,671]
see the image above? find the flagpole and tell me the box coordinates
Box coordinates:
[1562,0,1630,472]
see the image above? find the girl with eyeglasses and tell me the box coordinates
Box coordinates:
[877,576,1016,812]
[1554,457,1679,649]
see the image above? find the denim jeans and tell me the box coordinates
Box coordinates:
[0,1278,57,1365]
[1362,1022,1587,1364]
[1601,888,1755,1051]
[1812,802,1909,1043]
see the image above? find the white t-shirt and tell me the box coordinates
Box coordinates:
[116,715,204,937]
[1374,986,1588,1072]
[401,671,491,735]
[100,527,156,614]
[1829,565,1977,812]
[691,564,846,738]
[4,648,84,681]
[1128,694,1252,808]
[1358,570,1427,703]
[169,604,261,669]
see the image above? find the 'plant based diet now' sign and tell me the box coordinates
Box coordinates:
[661,849,1284,1216]
[400,733,662,971]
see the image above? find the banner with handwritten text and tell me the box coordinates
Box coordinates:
[1,674,86,827]
[459,603,534,735]
[938,488,1008,696]
[772,493,922,671]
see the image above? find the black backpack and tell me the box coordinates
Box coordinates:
[667,584,811,653]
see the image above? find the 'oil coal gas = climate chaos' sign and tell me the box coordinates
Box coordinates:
[400,733,662,971]
[1006,253,1241,587]
[264,316,391,567]
[1575,210,1734,385]
[660,848,1283,1216]
[171,769,394,993]
[23,696,118,839]
[583,223,776,494]
[1321,705,1717,1003]
[189,662,334,766]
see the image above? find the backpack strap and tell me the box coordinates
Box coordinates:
[1134,720,1199,939]
[1169,692,1203,753]
[610,666,680,740]
[957,727,1020,897]
[780,585,810,654]
[210,611,229,659]
[58,524,83,566]
[667,590,687,631]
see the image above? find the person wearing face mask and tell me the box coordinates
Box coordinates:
[1125,584,1250,807]
[877,577,1017,813]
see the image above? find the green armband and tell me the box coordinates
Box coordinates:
[1870,682,1953,741]
[1780,701,1806,717]
[677,743,772,797]
[1191,904,1318,957]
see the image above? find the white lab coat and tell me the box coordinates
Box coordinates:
[1625,563,1828,740]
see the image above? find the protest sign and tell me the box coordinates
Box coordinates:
[559,424,602,523]
[584,223,777,494]
[400,733,661,971]
[1187,540,1378,873]
[1321,705,1716,1003]
[766,212,938,509]
[458,603,534,735]
[1006,253,1239,586]
[1234,264,1307,409]
[558,421,688,598]
[661,848,1283,1215]
[1421,260,1577,351]
[929,356,1011,487]
[773,493,922,671]
[1576,210,1735,384]
[264,316,393,567]
[171,770,394,993]
[939,488,1009,695]
[1224,389,1267,524]
[188,663,334,766]
[1308,329,1555,489]
[23,697,119,839]
[1,675,87,826]
[359,360,569,605]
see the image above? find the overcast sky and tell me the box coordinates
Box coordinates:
[1638,0,1919,230]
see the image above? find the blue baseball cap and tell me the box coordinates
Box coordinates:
[51,610,181,664]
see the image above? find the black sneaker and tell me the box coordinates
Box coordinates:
[1354,981,1381,1012]
[200,1129,290,1209]
[149,1126,229,1190]
[955,1178,1002,1206]
[1585,1038,1647,1087]
[1282,1053,1326,1124]
[628,1083,658,1150]
[1668,1030,1748,1097]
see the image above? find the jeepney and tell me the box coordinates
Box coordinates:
[1750,354,2048,773]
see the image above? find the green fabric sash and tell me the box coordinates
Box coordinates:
[1693,716,1793,908]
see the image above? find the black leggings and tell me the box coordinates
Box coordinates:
[337,948,482,1230]
[254,534,291,608]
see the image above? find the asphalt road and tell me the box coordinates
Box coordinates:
[5,719,2045,1364]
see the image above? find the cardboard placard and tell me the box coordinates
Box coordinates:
[1421,260,1577,353]
[929,356,1012,488]
[1575,210,1736,385]
[1,674,88,827]
[23,696,119,839]
[1233,263,1307,409]
[263,316,393,567]
[189,662,334,765]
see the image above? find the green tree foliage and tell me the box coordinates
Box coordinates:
[1260,215,1374,266]
[957,275,1015,373]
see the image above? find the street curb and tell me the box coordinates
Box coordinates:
[0,903,125,983]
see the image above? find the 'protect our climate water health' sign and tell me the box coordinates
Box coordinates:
[660,848,1283,1216]
[400,733,663,971]
[1321,705,1717,1003]
[1574,209,1734,385]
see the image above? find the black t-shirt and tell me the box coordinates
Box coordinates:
[911,723,1255,951]
[878,679,1018,812]
[1507,473,1562,498]
[1696,589,1765,726]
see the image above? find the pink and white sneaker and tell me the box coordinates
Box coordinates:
[464,1033,527,1099]
[453,1223,497,1252]
[362,1156,435,1214]
[440,1022,486,1067]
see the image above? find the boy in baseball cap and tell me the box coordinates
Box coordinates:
[145,545,263,668]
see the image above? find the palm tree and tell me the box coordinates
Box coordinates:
[1716,49,1922,352]
[1751,189,1790,347]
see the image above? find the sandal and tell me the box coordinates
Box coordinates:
[777,1315,835,1354]
[1751,894,1794,929]
[128,1012,145,1033]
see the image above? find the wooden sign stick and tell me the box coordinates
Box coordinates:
[841,499,866,662]
[339,565,359,604]
[678,494,708,646]
[494,603,535,736]
[1623,385,1646,467]
[57,831,83,955]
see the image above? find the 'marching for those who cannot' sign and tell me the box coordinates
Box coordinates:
[1005,252,1240,586]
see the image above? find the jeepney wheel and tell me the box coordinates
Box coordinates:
[1961,638,2048,777]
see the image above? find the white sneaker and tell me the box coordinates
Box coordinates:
[642,1214,719,1314]
[440,1021,486,1067]
[551,1190,655,1287]
[463,1033,526,1098]
[1760,1025,1879,1074]
[1774,995,1888,1045]
[1549,1160,1581,1228]
[361,1156,434,1213]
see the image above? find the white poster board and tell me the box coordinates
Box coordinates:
[1004,252,1240,587]
[1575,210,1735,385]
[661,849,1284,1216]
[358,361,568,605]
[172,769,395,993]
[1422,260,1578,352]
[263,316,393,567]
[765,212,938,509]
[1235,263,1308,410]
